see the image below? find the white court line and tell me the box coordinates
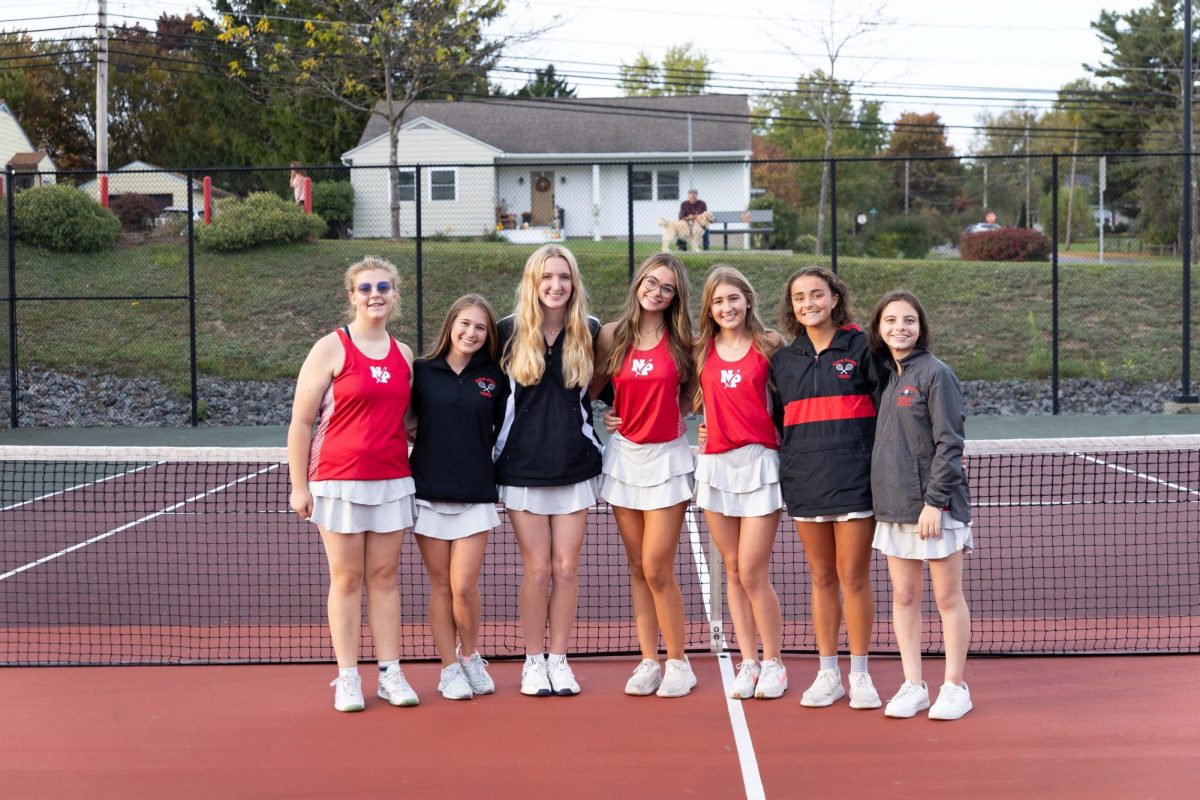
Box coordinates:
[1075,452,1200,499]
[0,462,159,513]
[0,463,281,583]
[686,506,765,800]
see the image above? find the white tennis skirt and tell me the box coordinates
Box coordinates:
[872,512,974,561]
[695,444,784,518]
[414,500,500,540]
[499,478,598,516]
[599,432,695,511]
[792,509,874,524]
[309,477,416,534]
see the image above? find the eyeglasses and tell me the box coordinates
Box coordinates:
[356,281,393,295]
[642,275,676,298]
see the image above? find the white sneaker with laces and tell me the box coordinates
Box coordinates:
[885,680,930,718]
[754,658,788,699]
[330,672,364,712]
[656,657,697,698]
[800,667,845,707]
[520,655,552,697]
[547,654,581,696]
[438,663,474,701]
[377,666,419,707]
[928,681,972,720]
[458,651,495,695]
[624,659,662,696]
[730,660,760,699]
[848,672,882,709]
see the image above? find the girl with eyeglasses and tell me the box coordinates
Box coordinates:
[287,256,419,712]
[494,244,603,697]
[592,253,697,698]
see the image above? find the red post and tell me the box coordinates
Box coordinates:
[303,176,312,215]
[99,175,109,208]
[203,176,212,224]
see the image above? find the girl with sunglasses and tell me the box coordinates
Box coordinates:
[409,295,507,701]
[287,257,418,712]
[593,253,697,698]
[494,244,603,697]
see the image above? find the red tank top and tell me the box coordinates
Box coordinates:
[699,341,777,454]
[612,335,684,444]
[309,329,412,481]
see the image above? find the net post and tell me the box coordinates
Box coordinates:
[5,164,15,428]
[1051,154,1060,415]
[708,533,724,654]
[626,161,635,283]
[415,164,424,354]
[186,169,198,427]
[830,159,838,275]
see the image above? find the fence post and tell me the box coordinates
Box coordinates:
[5,165,16,428]
[1182,1,1198,402]
[830,159,838,275]
[415,165,424,354]
[187,170,198,426]
[1051,155,1060,415]
[626,162,635,283]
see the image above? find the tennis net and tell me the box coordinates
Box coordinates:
[1,436,1197,665]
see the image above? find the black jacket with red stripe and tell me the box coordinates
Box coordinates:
[770,325,883,517]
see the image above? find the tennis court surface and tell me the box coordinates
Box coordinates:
[1,435,1198,797]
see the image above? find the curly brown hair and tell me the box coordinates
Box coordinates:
[778,267,853,338]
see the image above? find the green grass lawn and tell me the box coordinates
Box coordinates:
[5,238,1196,386]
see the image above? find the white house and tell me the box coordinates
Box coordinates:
[79,161,233,212]
[0,100,56,194]
[340,95,754,241]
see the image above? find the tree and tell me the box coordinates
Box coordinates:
[618,43,712,96]
[211,1,512,239]
[885,112,959,214]
[513,64,576,98]
[0,33,92,169]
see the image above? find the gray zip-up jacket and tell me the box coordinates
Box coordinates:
[871,348,972,525]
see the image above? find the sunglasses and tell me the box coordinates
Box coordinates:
[356,281,394,295]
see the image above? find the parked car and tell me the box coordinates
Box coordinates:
[964,222,1001,234]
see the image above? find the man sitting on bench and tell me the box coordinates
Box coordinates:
[679,188,710,251]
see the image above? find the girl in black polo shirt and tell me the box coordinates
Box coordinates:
[410,294,507,701]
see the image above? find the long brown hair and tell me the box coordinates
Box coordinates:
[692,265,777,412]
[501,244,593,388]
[603,253,694,383]
[779,266,853,338]
[424,294,499,361]
[868,289,932,356]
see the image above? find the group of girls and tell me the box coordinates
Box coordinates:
[287,245,974,721]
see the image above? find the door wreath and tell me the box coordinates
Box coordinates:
[533,175,551,192]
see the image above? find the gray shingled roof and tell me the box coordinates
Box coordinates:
[353,94,750,155]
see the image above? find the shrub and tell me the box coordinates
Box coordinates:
[13,183,120,252]
[311,181,353,239]
[109,193,162,232]
[749,193,801,251]
[959,226,1051,261]
[195,192,325,252]
[865,215,936,259]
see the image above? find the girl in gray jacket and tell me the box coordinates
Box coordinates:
[867,290,974,721]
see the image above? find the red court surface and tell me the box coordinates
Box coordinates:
[2,653,1197,799]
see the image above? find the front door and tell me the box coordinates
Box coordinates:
[530,171,555,226]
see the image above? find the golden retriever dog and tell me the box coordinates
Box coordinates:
[658,211,714,251]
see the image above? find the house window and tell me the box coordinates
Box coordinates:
[657,171,679,200]
[631,170,653,201]
[395,169,415,202]
[430,169,456,201]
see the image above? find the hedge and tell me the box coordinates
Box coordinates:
[13,183,121,252]
[960,226,1051,261]
[195,192,326,252]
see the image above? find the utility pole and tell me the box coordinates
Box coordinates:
[96,0,108,172]
[903,159,910,215]
[1023,122,1031,228]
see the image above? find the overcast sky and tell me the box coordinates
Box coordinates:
[26,0,1155,150]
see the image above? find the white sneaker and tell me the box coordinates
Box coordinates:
[330,672,364,712]
[885,680,930,718]
[458,651,495,695]
[848,672,882,709]
[730,660,760,699]
[547,654,581,696]
[438,663,474,701]
[800,668,845,707]
[656,657,697,698]
[755,658,788,699]
[624,659,662,696]
[377,666,419,707]
[928,681,972,720]
[520,655,552,697]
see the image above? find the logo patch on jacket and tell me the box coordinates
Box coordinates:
[720,369,742,389]
[475,377,496,397]
[370,366,391,384]
[832,358,858,379]
[897,385,919,408]
[631,358,654,377]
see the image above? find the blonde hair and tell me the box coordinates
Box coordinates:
[603,253,694,384]
[692,264,777,412]
[425,294,499,361]
[502,244,593,389]
[343,256,401,324]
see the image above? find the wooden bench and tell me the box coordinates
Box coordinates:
[710,209,775,250]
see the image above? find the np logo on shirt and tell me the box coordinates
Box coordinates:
[897,385,919,408]
[475,377,497,397]
[832,358,858,379]
[370,366,391,384]
[720,369,742,389]
[631,358,654,377]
